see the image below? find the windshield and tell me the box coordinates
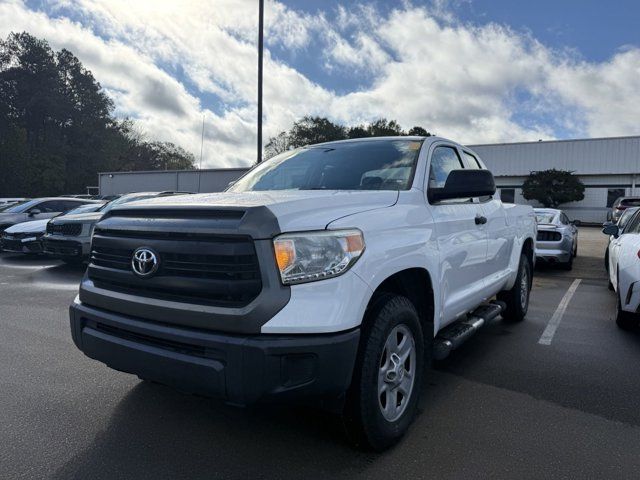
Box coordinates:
[64,203,105,215]
[229,139,423,192]
[100,193,159,213]
[535,213,557,224]
[1,199,41,213]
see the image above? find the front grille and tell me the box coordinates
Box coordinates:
[537,231,562,242]
[47,223,82,236]
[88,229,262,308]
[1,239,23,251]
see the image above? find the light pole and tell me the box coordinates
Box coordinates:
[257,0,264,163]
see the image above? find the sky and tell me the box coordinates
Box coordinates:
[1,0,639,168]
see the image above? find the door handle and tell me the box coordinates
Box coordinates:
[475,215,487,225]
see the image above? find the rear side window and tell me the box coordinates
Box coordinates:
[428,146,463,189]
[624,211,640,234]
[32,200,64,213]
[462,151,482,169]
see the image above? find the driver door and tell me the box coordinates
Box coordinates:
[427,144,489,326]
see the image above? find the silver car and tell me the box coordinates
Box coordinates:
[534,208,578,270]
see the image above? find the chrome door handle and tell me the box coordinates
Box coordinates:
[475,215,487,225]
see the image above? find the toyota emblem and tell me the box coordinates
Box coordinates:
[131,247,159,277]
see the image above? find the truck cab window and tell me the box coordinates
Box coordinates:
[462,151,482,169]
[428,146,464,189]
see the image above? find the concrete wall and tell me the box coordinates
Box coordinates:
[98,168,248,196]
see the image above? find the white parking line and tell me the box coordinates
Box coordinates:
[538,278,582,346]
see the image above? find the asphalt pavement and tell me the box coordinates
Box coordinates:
[1,227,639,479]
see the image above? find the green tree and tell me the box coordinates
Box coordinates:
[264,131,292,160]
[521,169,585,208]
[0,32,195,197]
[119,140,196,171]
[264,117,431,159]
[288,116,347,147]
[407,126,432,136]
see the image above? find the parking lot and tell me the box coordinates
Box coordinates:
[1,226,639,479]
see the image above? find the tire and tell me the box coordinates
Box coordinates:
[616,292,639,331]
[498,253,531,322]
[604,248,609,273]
[573,241,578,257]
[343,293,424,451]
[561,254,573,271]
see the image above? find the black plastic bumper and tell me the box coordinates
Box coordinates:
[44,238,83,258]
[1,238,43,253]
[70,301,360,406]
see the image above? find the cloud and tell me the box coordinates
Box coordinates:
[0,0,638,169]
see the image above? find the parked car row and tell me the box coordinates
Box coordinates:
[529,203,640,331]
[602,206,640,331]
[0,192,192,262]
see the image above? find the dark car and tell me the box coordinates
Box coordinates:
[0,198,102,233]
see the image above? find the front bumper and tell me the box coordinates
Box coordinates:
[1,236,43,253]
[44,237,85,258]
[70,300,360,406]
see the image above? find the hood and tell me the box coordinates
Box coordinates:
[536,224,560,231]
[112,190,399,232]
[51,211,103,225]
[4,219,48,234]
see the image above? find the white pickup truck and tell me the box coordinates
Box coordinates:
[69,136,536,450]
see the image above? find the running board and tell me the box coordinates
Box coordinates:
[433,301,506,361]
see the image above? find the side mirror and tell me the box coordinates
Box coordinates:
[571,219,581,226]
[28,209,41,217]
[602,224,619,238]
[429,169,496,203]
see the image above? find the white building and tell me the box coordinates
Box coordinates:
[470,135,640,223]
[98,168,247,197]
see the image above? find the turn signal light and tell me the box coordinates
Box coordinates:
[274,239,296,272]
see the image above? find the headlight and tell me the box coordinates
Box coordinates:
[273,229,365,285]
[82,223,96,237]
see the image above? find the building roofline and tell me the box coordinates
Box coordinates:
[99,167,249,175]
[468,134,640,148]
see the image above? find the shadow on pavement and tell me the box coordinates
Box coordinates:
[51,382,372,480]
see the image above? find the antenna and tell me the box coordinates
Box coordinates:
[199,113,205,169]
[198,113,205,192]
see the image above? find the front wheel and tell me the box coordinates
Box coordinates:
[616,289,639,331]
[498,253,531,322]
[343,294,424,451]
